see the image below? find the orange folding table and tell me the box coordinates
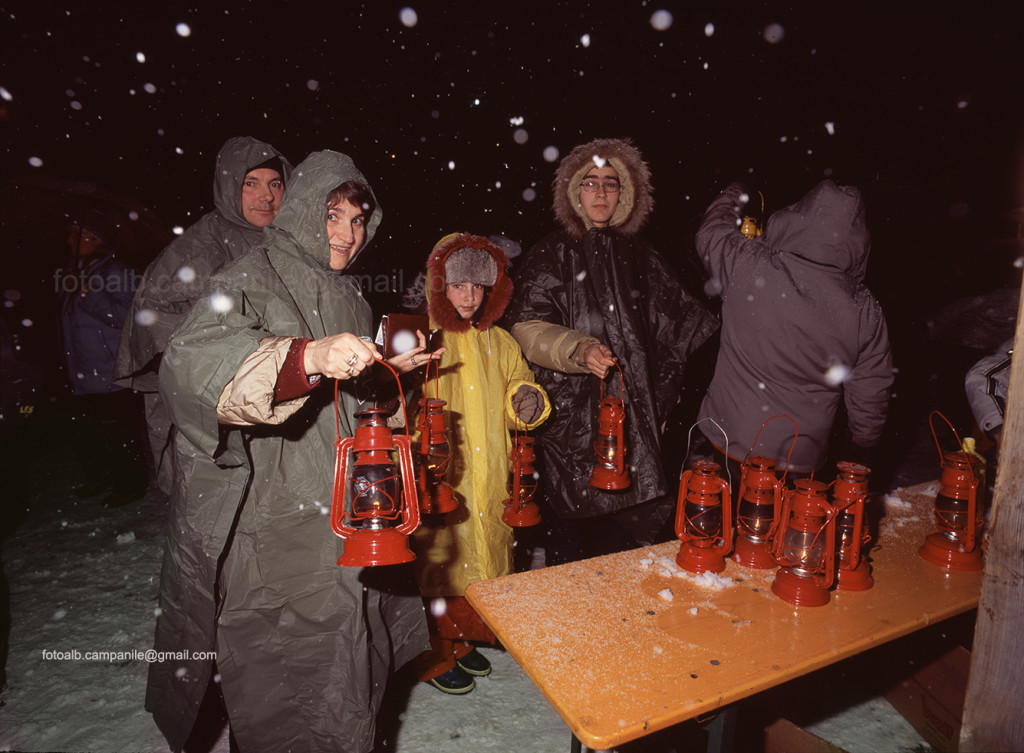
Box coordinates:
[466,481,982,752]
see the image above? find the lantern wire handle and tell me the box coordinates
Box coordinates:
[746,415,799,485]
[703,414,799,484]
[423,345,442,401]
[599,361,626,404]
[684,417,732,492]
[928,409,965,463]
[334,357,410,442]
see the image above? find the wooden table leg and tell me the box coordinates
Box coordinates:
[699,705,737,753]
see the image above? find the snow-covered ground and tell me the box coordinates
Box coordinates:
[1,435,944,753]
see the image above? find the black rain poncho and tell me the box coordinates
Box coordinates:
[505,139,718,526]
[146,150,427,753]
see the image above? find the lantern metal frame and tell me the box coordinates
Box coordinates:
[415,395,458,515]
[674,459,733,574]
[770,478,837,607]
[919,411,984,571]
[590,364,630,491]
[330,362,421,566]
[733,455,784,569]
[833,461,874,591]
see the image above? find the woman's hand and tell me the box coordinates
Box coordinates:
[386,329,447,374]
[303,332,380,380]
[581,342,617,379]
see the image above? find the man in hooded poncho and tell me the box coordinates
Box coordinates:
[505,137,718,565]
[146,150,428,753]
[694,180,894,475]
[114,136,292,492]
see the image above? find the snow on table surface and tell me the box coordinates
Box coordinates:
[466,481,980,750]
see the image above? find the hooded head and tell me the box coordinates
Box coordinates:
[763,180,871,280]
[268,150,382,273]
[552,137,653,238]
[426,232,513,332]
[213,136,294,230]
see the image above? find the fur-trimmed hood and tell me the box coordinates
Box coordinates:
[553,137,653,238]
[426,232,513,333]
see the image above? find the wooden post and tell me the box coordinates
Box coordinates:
[960,292,1024,751]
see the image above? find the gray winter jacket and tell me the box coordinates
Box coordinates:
[696,180,894,472]
[965,336,1014,437]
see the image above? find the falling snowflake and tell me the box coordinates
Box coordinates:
[175,23,191,37]
[543,145,559,162]
[513,128,528,144]
[824,363,851,386]
[704,23,715,37]
[135,309,158,327]
[763,22,785,43]
[650,10,673,31]
[580,33,591,48]
[399,7,418,27]
[209,292,233,313]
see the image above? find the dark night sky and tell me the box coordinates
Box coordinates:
[3,1,1024,323]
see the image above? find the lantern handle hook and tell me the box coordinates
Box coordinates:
[684,417,732,492]
[928,410,964,464]
[334,357,410,442]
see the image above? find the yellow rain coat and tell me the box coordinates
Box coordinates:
[412,233,550,597]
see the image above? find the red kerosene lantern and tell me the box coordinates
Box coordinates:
[675,459,733,573]
[331,408,421,567]
[919,450,984,571]
[590,366,630,490]
[733,455,784,569]
[833,461,873,591]
[771,479,837,606]
[919,411,984,571]
[415,397,457,515]
[502,435,541,527]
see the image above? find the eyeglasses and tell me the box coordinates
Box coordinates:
[579,180,621,194]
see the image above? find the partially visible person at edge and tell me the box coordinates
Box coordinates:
[60,211,148,507]
[411,232,551,695]
[114,136,292,494]
[146,150,439,753]
[694,180,894,482]
[965,335,1013,493]
[504,137,718,566]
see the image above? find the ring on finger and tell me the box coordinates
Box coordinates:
[346,353,358,367]
[410,355,418,367]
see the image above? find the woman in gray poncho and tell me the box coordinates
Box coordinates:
[147,150,432,753]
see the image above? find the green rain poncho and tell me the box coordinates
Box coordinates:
[147,150,427,753]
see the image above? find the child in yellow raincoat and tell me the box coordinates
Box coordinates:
[412,232,551,694]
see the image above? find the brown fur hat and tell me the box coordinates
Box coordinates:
[426,232,513,333]
[552,137,654,239]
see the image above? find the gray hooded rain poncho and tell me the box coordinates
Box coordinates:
[146,150,428,753]
[695,180,894,472]
[114,136,293,491]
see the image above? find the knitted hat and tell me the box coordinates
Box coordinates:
[247,156,285,180]
[444,246,498,286]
